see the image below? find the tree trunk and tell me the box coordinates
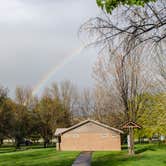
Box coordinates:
[15,137,21,149]
[0,139,3,146]
[44,138,49,148]
[44,141,47,148]
[148,137,152,144]
[15,139,21,149]
[128,127,135,155]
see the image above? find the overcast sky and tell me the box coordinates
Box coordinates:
[0,0,100,96]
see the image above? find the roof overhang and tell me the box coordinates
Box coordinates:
[55,119,124,136]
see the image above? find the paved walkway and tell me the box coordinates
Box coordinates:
[72,151,92,166]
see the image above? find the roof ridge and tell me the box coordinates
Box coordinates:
[55,119,123,136]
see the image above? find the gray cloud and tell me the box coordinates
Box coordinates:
[0,0,100,96]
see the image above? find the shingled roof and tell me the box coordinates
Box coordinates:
[55,119,123,136]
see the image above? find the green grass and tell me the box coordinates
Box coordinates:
[1,144,166,166]
[0,144,47,154]
[0,146,79,166]
[92,144,166,166]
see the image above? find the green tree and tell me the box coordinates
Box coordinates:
[11,87,33,148]
[0,99,15,146]
[137,93,166,140]
[0,86,11,145]
[12,104,31,148]
[27,109,41,143]
[35,92,71,148]
[96,0,156,13]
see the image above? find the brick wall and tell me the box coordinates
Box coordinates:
[59,122,121,151]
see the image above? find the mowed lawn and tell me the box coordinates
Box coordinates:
[92,144,166,166]
[0,146,79,166]
[0,144,166,166]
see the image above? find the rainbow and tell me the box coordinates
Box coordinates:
[32,45,86,96]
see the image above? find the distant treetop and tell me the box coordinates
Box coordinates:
[96,0,157,13]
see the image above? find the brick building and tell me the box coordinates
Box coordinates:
[55,119,123,151]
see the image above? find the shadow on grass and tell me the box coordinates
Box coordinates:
[122,144,164,154]
[135,146,156,154]
[0,150,79,166]
[0,148,16,154]
[92,152,145,166]
[22,159,75,166]
[92,144,166,166]
[121,145,128,150]
[0,144,55,154]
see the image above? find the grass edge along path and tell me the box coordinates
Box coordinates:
[92,144,166,166]
[0,147,80,166]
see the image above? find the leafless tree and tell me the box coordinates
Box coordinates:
[92,85,123,128]
[78,89,94,119]
[15,86,37,109]
[81,0,166,55]
[155,45,166,90]
[93,44,155,154]
[47,81,79,124]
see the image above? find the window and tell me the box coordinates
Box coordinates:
[112,132,118,137]
[101,133,109,138]
[63,134,69,138]
[73,134,79,138]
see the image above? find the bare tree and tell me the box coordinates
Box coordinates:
[78,89,94,119]
[15,86,37,109]
[93,45,154,154]
[48,81,79,124]
[155,45,166,89]
[81,0,166,54]
[60,81,77,112]
[92,85,123,128]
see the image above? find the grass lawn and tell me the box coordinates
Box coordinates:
[1,144,166,166]
[92,144,166,166]
[0,145,79,166]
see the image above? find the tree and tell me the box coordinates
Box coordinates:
[93,44,154,154]
[0,86,8,105]
[94,0,166,91]
[0,99,15,146]
[12,87,33,148]
[27,109,41,143]
[81,0,165,155]
[95,0,166,89]
[35,87,72,148]
[15,86,36,109]
[12,104,31,148]
[78,89,94,119]
[0,82,78,148]
[136,93,166,140]
[92,85,123,128]
[96,0,157,13]
[50,81,78,124]
[0,86,10,145]
[82,0,166,56]
[59,81,78,123]
[35,95,57,148]
[155,46,166,90]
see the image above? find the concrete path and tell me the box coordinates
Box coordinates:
[72,151,92,166]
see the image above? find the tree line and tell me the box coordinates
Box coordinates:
[0,75,165,149]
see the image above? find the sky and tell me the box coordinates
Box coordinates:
[0,0,100,97]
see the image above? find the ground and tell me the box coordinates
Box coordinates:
[92,144,166,166]
[0,145,79,166]
[0,144,166,166]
